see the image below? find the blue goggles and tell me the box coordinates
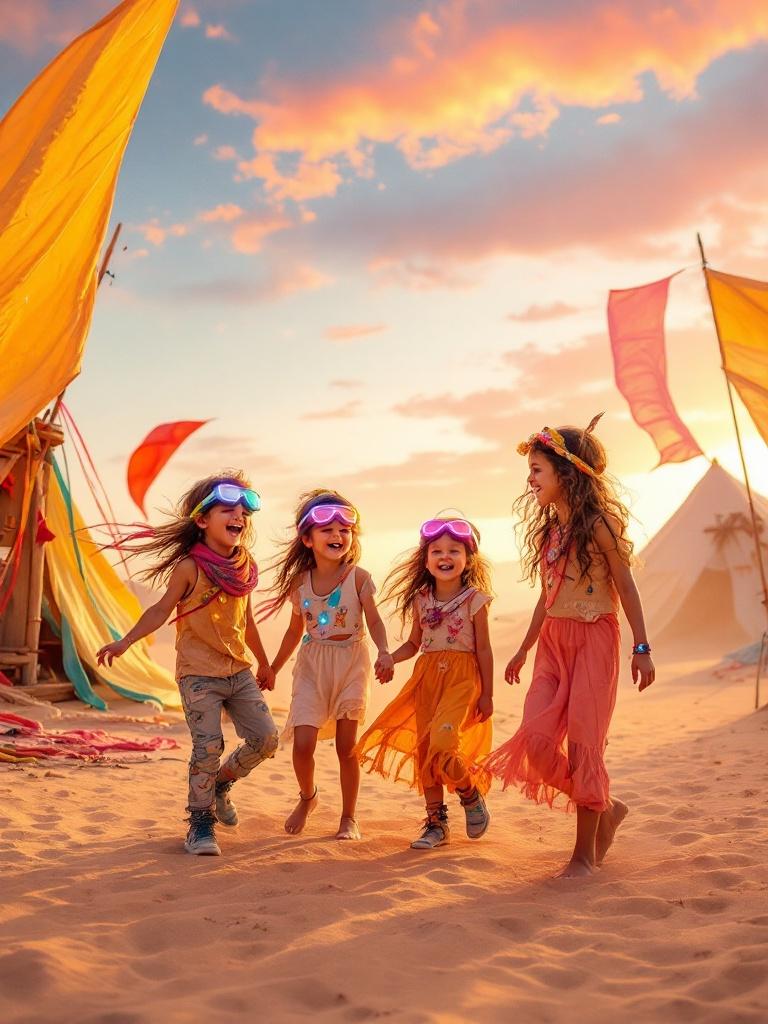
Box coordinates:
[190,484,261,519]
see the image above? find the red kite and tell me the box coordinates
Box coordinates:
[127,420,209,516]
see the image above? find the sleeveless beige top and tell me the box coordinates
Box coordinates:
[543,523,619,623]
[175,567,251,680]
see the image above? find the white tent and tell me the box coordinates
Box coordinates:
[637,462,768,654]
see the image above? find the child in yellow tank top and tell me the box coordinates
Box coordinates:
[96,471,277,858]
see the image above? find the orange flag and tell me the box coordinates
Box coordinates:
[608,274,704,465]
[705,269,768,448]
[127,421,209,515]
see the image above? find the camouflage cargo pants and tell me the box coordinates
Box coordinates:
[178,668,279,811]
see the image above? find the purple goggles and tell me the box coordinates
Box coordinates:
[297,503,358,533]
[420,518,477,551]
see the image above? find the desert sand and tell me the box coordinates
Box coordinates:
[1,656,767,1024]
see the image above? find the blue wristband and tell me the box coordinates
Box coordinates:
[632,642,651,655]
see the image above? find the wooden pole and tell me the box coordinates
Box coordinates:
[698,233,768,709]
[97,222,122,285]
[21,459,51,686]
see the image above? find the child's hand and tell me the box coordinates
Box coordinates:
[256,662,276,691]
[505,649,526,684]
[474,693,493,722]
[374,651,394,684]
[632,652,655,691]
[96,638,131,667]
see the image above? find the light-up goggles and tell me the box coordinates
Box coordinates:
[420,518,477,551]
[190,484,261,519]
[297,503,358,533]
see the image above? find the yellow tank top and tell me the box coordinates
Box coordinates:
[543,524,619,623]
[174,567,251,680]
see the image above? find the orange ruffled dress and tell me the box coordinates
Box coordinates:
[485,527,620,813]
[356,587,492,795]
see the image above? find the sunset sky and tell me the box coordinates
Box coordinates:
[2,0,768,617]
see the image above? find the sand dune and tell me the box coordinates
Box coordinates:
[1,660,767,1023]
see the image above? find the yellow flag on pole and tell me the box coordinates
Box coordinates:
[706,269,768,448]
[0,0,178,446]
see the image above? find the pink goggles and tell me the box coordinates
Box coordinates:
[297,503,358,533]
[420,518,477,551]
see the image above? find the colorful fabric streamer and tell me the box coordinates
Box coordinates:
[127,420,209,515]
[607,274,704,465]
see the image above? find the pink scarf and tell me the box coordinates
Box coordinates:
[170,543,258,623]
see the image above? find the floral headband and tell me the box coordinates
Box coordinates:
[517,425,600,478]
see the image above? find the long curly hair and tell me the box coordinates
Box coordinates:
[382,520,493,629]
[516,426,633,587]
[262,488,362,616]
[125,470,257,587]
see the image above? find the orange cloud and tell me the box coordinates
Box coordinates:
[213,145,238,161]
[198,204,244,224]
[507,303,583,322]
[203,1,768,182]
[205,24,235,42]
[235,150,342,202]
[180,7,200,29]
[135,219,188,246]
[302,401,362,420]
[369,258,476,291]
[597,112,622,125]
[230,209,293,253]
[324,324,387,343]
[170,263,332,304]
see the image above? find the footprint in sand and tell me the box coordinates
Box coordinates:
[668,831,704,846]
[593,895,674,919]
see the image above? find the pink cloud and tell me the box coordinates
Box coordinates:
[369,258,477,291]
[301,401,362,420]
[597,112,622,125]
[0,1,108,53]
[324,324,387,343]
[230,209,293,253]
[205,24,235,42]
[235,150,342,202]
[171,263,332,304]
[198,204,244,224]
[193,134,209,146]
[180,7,201,29]
[135,219,189,246]
[507,302,583,322]
[213,145,238,161]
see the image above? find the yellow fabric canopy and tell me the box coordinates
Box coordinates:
[0,0,178,447]
[45,463,181,710]
[706,269,768,448]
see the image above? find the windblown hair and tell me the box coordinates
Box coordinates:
[126,470,256,587]
[263,488,361,615]
[382,520,493,629]
[516,426,633,586]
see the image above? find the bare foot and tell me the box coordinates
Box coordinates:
[284,789,318,835]
[596,798,629,865]
[555,857,599,878]
[335,815,362,840]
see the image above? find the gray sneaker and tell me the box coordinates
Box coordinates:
[460,789,490,839]
[215,780,238,826]
[410,805,450,850]
[184,808,221,856]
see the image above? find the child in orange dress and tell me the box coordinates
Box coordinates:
[356,518,494,850]
[485,418,655,877]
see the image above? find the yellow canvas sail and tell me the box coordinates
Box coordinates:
[706,269,768,447]
[45,462,180,710]
[0,0,179,447]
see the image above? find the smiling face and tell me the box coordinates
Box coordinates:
[196,502,251,555]
[425,534,468,584]
[302,518,354,563]
[527,450,562,508]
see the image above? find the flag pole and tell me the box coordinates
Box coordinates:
[697,233,768,709]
